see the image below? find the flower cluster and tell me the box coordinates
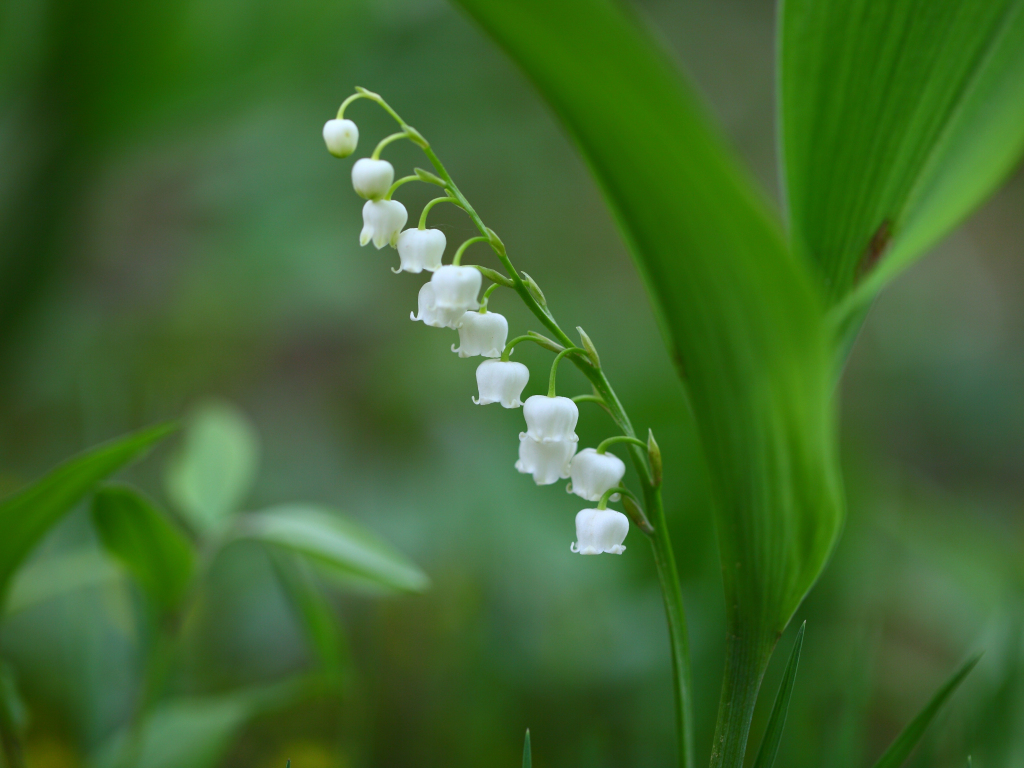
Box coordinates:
[324,90,660,555]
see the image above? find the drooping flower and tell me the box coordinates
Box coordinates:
[522,395,578,443]
[515,436,576,485]
[396,228,445,273]
[323,119,359,158]
[452,311,508,358]
[430,265,481,316]
[569,448,626,502]
[410,282,464,328]
[360,199,408,249]
[571,508,629,555]
[473,360,529,408]
[352,158,394,200]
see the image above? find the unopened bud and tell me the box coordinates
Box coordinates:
[521,272,546,306]
[648,429,662,487]
[577,327,600,368]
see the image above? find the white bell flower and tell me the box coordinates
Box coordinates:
[452,311,507,358]
[571,508,629,555]
[410,282,464,328]
[323,119,358,158]
[430,265,481,315]
[515,435,576,485]
[352,158,394,200]
[569,448,626,502]
[473,360,529,408]
[360,199,408,249]
[395,228,445,273]
[522,395,578,443]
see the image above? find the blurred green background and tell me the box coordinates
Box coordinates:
[1,0,1023,766]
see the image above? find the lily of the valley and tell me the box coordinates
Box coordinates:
[473,360,529,408]
[569,448,626,502]
[515,436,576,485]
[452,311,507,358]
[522,395,578,443]
[360,199,408,249]
[571,508,629,555]
[352,158,394,200]
[323,119,359,158]
[396,228,445,273]
[430,265,481,316]
[411,283,462,328]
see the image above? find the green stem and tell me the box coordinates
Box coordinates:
[372,131,408,160]
[385,175,419,200]
[597,485,630,509]
[364,93,694,768]
[501,334,547,361]
[547,347,581,397]
[336,92,366,119]
[572,394,606,406]
[479,282,501,310]
[452,236,490,266]
[596,435,649,455]
[418,196,460,229]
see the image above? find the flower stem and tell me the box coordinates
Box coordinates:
[336,92,366,119]
[372,131,409,160]
[596,435,649,455]
[547,347,581,397]
[362,92,695,768]
[452,236,490,266]
[480,282,501,310]
[501,334,546,361]
[418,196,460,229]
[385,175,420,200]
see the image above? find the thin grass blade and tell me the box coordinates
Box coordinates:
[751,622,806,768]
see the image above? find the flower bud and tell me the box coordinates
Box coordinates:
[515,435,576,485]
[452,311,508,358]
[571,508,629,555]
[360,199,408,249]
[410,282,464,328]
[569,448,626,502]
[473,360,529,408]
[323,119,359,158]
[352,158,394,200]
[522,395,578,443]
[395,228,445,273]
[430,265,481,315]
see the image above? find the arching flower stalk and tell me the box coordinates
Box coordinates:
[324,86,692,764]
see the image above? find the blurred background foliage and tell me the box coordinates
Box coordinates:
[0,0,1022,766]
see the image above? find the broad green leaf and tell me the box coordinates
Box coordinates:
[268,549,348,687]
[91,486,196,611]
[523,728,531,768]
[92,679,305,768]
[3,548,122,617]
[165,401,259,536]
[450,1,843,765]
[235,505,429,593]
[751,622,805,768]
[0,423,174,606]
[780,0,1024,312]
[871,655,980,768]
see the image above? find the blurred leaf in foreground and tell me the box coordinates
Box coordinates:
[165,401,259,536]
[91,486,196,612]
[235,505,429,593]
[0,423,175,606]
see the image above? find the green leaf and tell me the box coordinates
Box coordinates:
[91,486,196,611]
[235,505,429,593]
[523,728,531,768]
[3,548,122,617]
[268,550,348,688]
[751,622,805,768]
[165,400,259,536]
[450,1,843,765]
[780,0,1024,312]
[92,680,305,768]
[0,423,175,606]
[871,654,980,768]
